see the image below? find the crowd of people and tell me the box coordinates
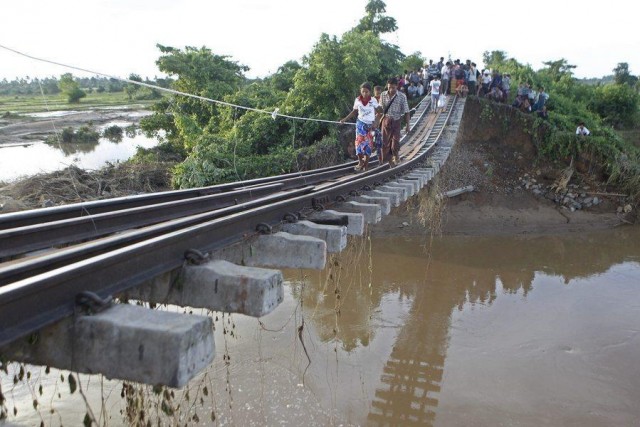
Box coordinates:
[340,56,588,172]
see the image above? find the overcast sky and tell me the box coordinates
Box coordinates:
[1,0,638,82]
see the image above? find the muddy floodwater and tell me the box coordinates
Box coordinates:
[0,112,156,182]
[2,227,640,426]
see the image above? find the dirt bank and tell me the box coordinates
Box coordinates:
[373,98,635,237]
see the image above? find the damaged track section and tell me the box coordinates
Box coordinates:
[0,95,459,386]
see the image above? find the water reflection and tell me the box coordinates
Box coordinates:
[0,121,157,182]
[53,140,100,155]
[2,228,639,425]
[294,228,640,426]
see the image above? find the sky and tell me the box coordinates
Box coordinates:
[1,0,638,82]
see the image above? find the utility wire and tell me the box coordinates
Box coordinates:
[0,43,354,126]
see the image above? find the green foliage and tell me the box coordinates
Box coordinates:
[142,3,401,189]
[268,61,302,92]
[130,142,187,164]
[59,73,86,103]
[125,74,162,101]
[540,59,576,83]
[401,52,425,73]
[50,125,100,144]
[139,44,248,146]
[355,0,398,35]
[103,125,123,142]
[482,50,508,70]
[613,62,639,87]
[373,42,404,83]
[590,83,640,128]
[171,135,296,188]
[283,30,383,143]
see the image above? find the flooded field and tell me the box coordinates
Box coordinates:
[0,111,157,182]
[2,227,639,426]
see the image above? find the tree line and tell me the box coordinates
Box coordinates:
[133,0,639,190]
[0,74,172,101]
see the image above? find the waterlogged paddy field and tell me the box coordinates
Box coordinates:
[2,227,640,426]
[0,115,157,182]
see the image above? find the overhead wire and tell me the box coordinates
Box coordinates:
[0,43,355,126]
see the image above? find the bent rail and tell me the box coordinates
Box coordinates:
[0,95,458,348]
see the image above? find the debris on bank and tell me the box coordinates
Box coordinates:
[519,172,636,221]
[443,185,474,198]
[0,162,174,213]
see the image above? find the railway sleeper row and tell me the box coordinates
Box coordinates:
[0,97,458,389]
[0,164,442,388]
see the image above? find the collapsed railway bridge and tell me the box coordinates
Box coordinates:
[0,95,463,387]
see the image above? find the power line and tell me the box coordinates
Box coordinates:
[0,43,355,126]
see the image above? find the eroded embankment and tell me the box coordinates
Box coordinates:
[374,96,634,236]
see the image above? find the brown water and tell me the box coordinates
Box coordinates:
[2,227,640,426]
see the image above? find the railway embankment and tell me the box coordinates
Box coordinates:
[374,96,637,236]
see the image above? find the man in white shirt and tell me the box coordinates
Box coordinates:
[576,122,590,136]
[441,62,451,95]
[429,76,441,113]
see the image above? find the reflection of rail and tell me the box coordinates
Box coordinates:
[0,96,457,348]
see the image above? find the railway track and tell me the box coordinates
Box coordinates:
[0,95,458,348]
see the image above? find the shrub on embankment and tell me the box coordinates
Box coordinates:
[460,96,640,202]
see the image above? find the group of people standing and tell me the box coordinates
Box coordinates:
[340,78,411,171]
[340,56,486,171]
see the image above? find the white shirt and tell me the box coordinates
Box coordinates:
[430,80,441,95]
[468,67,477,82]
[441,65,450,79]
[353,97,379,124]
[576,126,590,136]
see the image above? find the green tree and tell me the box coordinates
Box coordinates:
[283,30,383,143]
[482,50,508,70]
[125,73,142,100]
[58,73,86,103]
[540,59,576,83]
[401,51,425,73]
[269,60,302,92]
[355,0,398,35]
[140,44,248,149]
[613,62,639,87]
[590,83,640,128]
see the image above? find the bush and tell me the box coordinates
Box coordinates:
[103,125,124,142]
[171,136,298,188]
[52,126,100,144]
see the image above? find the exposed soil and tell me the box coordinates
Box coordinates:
[373,98,635,237]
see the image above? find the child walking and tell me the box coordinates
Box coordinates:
[340,82,379,171]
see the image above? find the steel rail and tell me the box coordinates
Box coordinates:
[0,183,282,259]
[0,162,364,259]
[0,97,431,231]
[0,186,315,287]
[0,96,453,347]
[0,161,356,230]
[0,99,431,260]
